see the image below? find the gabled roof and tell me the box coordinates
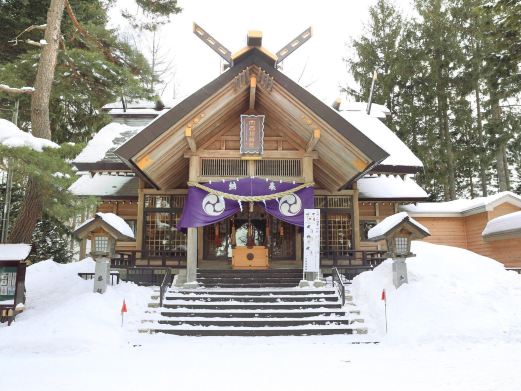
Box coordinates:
[74,212,134,241]
[368,212,431,241]
[401,191,521,217]
[115,48,389,190]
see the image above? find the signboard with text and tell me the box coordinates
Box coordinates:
[240,114,265,155]
[0,266,17,305]
[303,209,320,273]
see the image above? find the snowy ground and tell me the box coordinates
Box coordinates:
[1,242,521,391]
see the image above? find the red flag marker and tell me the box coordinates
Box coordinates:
[121,299,127,327]
[381,289,388,334]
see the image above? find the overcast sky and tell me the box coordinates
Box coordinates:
[111,0,412,105]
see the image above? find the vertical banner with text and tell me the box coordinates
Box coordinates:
[303,209,320,273]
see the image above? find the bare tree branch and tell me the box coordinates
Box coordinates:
[9,24,47,46]
[0,84,35,95]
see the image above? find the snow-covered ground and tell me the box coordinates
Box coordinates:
[1,242,521,390]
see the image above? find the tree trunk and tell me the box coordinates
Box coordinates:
[474,85,488,196]
[8,0,65,243]
[496,142,508,191]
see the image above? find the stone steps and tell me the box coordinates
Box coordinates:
[141,285,371,337]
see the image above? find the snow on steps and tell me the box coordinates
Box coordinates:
[141,287,370,337]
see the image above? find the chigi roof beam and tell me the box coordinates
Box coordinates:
[275,27,312,65]
[193,22,233,65]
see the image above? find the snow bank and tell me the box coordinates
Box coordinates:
[351,241,521,344]
[0,244,31,260]
[0,119,58,151]
[0,258,151,354]
[482,211,521,237]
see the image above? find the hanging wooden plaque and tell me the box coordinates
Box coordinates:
[240,115,264,155]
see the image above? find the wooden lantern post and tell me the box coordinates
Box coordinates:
[368,213,430,288]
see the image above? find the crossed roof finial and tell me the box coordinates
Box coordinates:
[193,22,312,68]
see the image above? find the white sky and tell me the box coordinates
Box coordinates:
[111,0,412,104]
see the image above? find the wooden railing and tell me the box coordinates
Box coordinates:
[323,250,388,281]
[321,250,388,267]
[331,267,346,306]
[111,251,186,268]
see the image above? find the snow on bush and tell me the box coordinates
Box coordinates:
[0,118,58,151]
[352,241,521,344]
[0,258,152,354]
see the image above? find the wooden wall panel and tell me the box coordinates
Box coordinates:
[489,203,521,219]
[358,202,376,218]
[379,203,396,218]
[413,217,468,249]
[489,239,521,267]
[465,213,490,256]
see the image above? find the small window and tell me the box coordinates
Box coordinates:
[360,220,377,241]
[395,236,409,255]
[94,236,109,253]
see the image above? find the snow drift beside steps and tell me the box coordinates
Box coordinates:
[351,241,521,344]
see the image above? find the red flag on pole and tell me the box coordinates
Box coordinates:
[381,289,388,334]
[121,299,127,313]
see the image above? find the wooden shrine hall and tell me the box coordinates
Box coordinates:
[71,26,428,285]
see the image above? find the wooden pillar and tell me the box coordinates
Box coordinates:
[302,155,314,278]
[352,185,360,252]
[136,179,145,258]
[186,154,199,285]
[302,155,313,183]
[79,238,87,260]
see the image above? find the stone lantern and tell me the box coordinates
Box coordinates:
[368,212,430,288]
[74,213,134,294]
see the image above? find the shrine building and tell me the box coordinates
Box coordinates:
[70,28,428,284]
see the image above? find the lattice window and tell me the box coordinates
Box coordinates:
[201,158,248,177]
[314,195,353,209]
[255,159,302,177]
[94,236,109,253]
[144,212,186,258]
[144,195,171,208]
[320,213,352,257]
[144,195,185,209]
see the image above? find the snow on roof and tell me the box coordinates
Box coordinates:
[76,212,134,239]
[73,122,143,164]
[339,101,391,119]
[368,212,430,240]
[69,174,138,197]
[401,191,521,217]
[482,211,521,238]
[0,244,32,261]
[358,174,428,200]
[0,119,58,152]
[339,111,423,169]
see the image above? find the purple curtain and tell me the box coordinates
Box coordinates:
[178,178,314,229]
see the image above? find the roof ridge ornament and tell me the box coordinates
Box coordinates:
[192,23,312,69]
